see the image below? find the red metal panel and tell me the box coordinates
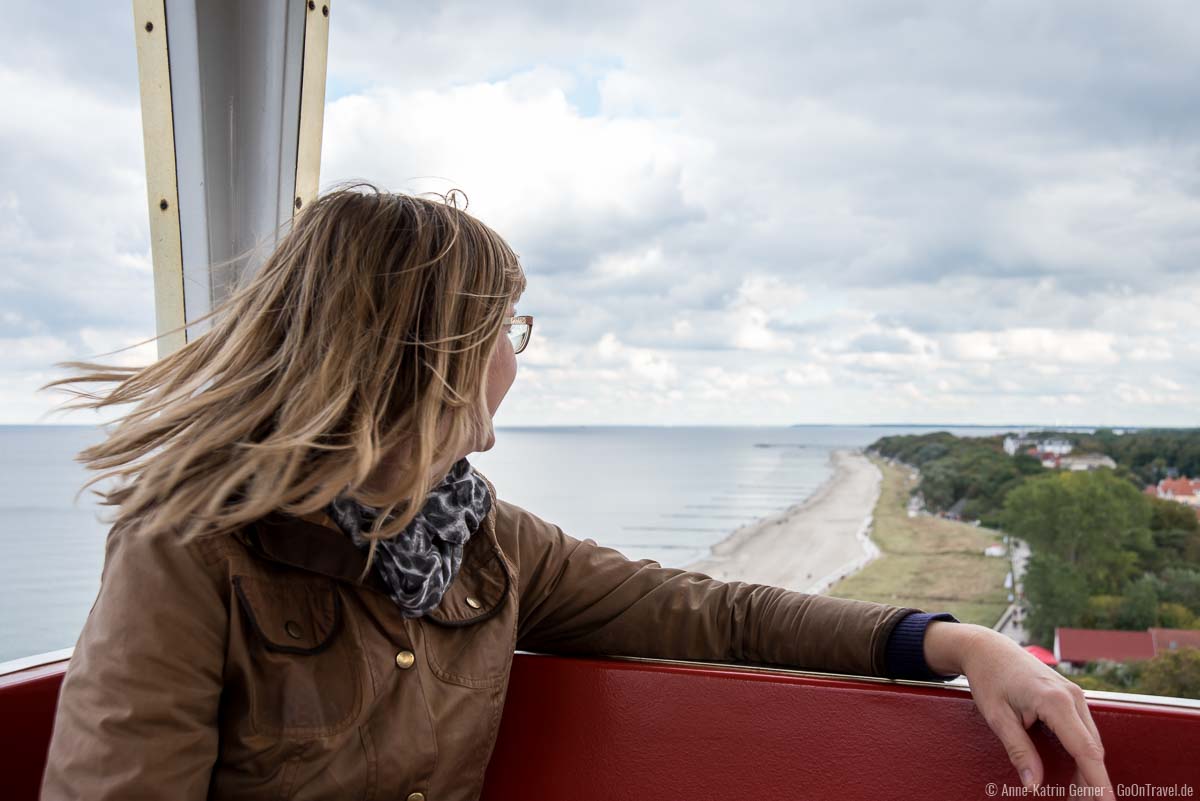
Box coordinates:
[4,654,1199,801]
[483,654,1200,801]
[0,662,68,800]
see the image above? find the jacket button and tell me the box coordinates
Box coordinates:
[395,650,415,670]
[407,793,425,801]
[284,620,303,639]
[465,596,481,609]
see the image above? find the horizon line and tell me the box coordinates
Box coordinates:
[1,422,1189,430]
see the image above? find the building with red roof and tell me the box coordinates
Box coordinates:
[1054,628,1154,671]
[1148,476,1200,509]
[1149,627,1200,655]
[1053,626,1200,673]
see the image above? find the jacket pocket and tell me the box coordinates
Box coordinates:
[232,572,364,739]
[421,610,514,688]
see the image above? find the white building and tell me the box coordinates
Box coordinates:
[1002,435,1030,456]
[1003,435,1074,457]
[1058,453,1116,471]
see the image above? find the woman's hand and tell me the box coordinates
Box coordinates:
[924,621,1114,798]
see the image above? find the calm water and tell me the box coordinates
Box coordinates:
[0,423,1025,663]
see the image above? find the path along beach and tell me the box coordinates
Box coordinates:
[684,448,882,594]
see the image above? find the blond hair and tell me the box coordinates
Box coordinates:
[44,182,525,577]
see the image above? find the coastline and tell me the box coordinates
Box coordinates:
[683,447,883,594]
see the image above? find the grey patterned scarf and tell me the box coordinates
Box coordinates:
[324,456,492,618]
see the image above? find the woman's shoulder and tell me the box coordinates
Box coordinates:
[474,472,535,538]
[99,515,244,588]
[477,478,591,570]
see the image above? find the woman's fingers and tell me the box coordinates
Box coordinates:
[985,703,1044,790]
[1039,688,1114,798]
[1074,693,1105,755]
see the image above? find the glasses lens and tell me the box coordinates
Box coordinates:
[508,323,530,354]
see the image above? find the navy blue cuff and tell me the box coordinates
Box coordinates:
[884,611,961,681]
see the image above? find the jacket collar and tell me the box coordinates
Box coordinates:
[234,473,510,626]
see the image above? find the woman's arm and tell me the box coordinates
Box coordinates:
[40,522,229,801]
[500,497,926,677]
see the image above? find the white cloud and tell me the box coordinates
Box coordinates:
[0,336,73,369]
[77,328,157,368]
[592,332,679,386]
[588,246,665,281]
[783,364,832,387]
[1114,382,1190,407]
[945,328,1120,366]
[321,70,713,272]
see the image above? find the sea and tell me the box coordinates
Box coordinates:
[0,423,1027,664]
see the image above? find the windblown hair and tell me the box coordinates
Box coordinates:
[44,182,525,577]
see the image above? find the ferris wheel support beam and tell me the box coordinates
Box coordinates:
[132,0,330,356]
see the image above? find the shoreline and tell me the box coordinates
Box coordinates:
[683,447,884,594]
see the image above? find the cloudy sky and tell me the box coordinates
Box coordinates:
[4,1,1199,427]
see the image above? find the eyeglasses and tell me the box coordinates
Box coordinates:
[506,315,533,354]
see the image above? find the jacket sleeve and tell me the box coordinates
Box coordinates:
[499,498,922,678]
[40,521,229,801]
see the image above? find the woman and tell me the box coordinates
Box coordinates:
[39,184,1112,800]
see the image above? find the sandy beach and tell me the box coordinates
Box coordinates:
[683,448,883,594]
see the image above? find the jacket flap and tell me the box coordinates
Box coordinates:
[233,574,343,654]
[424,473,512,627]
[423,543,510,627]
[240,512,390,594]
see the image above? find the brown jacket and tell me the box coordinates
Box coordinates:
[40,472,920,800]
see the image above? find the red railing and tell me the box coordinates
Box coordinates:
[4,651,1198,800]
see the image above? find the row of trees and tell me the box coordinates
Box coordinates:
[1005,469,1200,643]
[870,431,1043,526]
[871,428,1200,525]
[938,426,1200,486]
[1086,428,1200,486]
